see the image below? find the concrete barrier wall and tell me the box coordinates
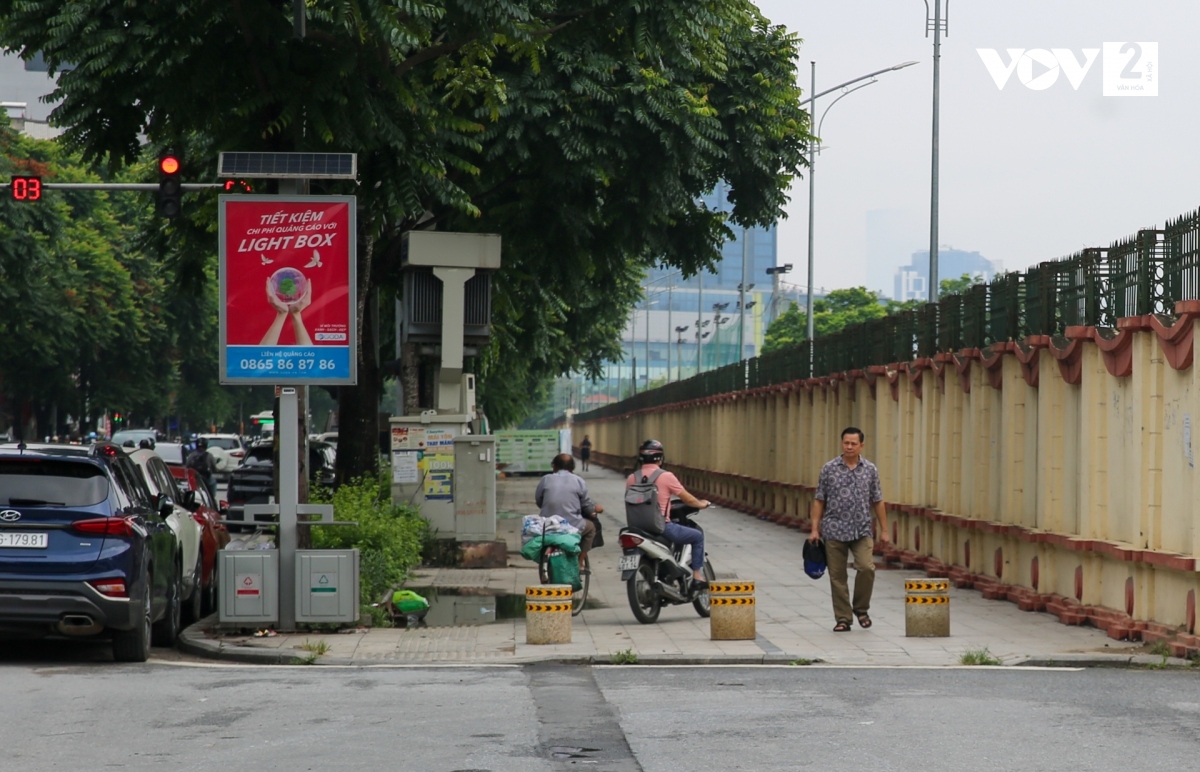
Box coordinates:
[576,312,1200,654]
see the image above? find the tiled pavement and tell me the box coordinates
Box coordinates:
[185,467,1147,666]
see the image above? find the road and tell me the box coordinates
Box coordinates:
[3,660,1199,770]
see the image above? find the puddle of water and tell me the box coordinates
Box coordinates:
[401,586,604,627]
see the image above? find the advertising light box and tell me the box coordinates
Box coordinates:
[219,196,357,385]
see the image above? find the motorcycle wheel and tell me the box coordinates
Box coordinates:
[693,559,716,618]
[627,562,661,624]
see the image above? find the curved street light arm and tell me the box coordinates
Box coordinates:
[817,79,878,140]
[800,60,918,108]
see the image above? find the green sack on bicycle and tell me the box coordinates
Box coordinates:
[547,549,583,591]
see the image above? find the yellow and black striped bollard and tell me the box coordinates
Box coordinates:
[905,578,950,637]
[709,581,756,640]
[526,585,573,644]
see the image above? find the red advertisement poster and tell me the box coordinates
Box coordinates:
[219,196,356,383]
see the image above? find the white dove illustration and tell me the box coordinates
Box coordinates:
[260,254,274,265]
[304,249,323,269]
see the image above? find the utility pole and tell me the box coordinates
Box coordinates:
[738,228,749,362]
[666,284,673,383]
[644,295,651,389]
[927,0,948,302]
[696,271,704,373]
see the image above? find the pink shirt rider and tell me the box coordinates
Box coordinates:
[625,464,685,515]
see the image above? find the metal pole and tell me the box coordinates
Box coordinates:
[929,0,943,303]
[644,295,651,387]
[278,387,298,631]
[666,285,673,383]
[806,62,817,342]
[739,228,748,362]
[697,271,704,373]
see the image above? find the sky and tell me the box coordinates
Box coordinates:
[752,0,1198,294]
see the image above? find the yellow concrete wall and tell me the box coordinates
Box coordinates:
[577,325,1200,638]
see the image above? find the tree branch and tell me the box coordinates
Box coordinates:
[394,36,476,78]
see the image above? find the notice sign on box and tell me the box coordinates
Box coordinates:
[236,573,262,596]
[219,196,357,385]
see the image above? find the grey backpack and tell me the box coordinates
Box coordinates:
[625,469,667,534]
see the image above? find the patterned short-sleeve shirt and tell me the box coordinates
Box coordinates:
[814,456,883,542]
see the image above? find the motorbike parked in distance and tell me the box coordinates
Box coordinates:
[618,499,716,624]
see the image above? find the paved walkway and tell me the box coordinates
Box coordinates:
[183,467,1152,666]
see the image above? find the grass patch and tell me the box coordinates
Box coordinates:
[609,648,638,665]
[295,654,319,666]
[1148,641,1171,657]
[959,647,1002,666]
[300,639,331,656]
[789,658,814,666]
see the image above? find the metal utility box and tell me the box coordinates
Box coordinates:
[453,436,497,542]
[219,550,279,625]
[295,550,360,624]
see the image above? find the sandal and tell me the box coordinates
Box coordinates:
[856,613,873,629]
[833,622,852,632]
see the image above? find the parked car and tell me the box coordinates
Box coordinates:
[127,449,206,625]
[225,441,336,530]
[166,465,230,616]
[0,442,182,662]
[111,429,159,449]
[199,434,246,480]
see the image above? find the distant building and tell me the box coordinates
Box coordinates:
[894,248,1002,301]
[866,209,924,298]
[0,50,63,139]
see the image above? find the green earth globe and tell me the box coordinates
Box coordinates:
[270,267,307,304]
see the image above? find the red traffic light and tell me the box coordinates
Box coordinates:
[159,156,180,175]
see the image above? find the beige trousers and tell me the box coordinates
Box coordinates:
[825,536,875,625]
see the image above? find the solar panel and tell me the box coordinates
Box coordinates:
[217,152,357,179]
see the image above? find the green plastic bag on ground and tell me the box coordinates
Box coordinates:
[547,549,582,591]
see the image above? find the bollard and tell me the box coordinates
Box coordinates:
[905,578,950,637]
[525,585,572,644]
[709,581,756,640]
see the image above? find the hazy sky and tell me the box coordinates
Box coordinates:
[753,0,1196,292]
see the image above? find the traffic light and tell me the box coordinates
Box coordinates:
[157,149,182,218]
[223,179,253,193]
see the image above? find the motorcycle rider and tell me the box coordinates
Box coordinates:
[186,436,218,501]
[625,439,710,589]
[535,453,604,570]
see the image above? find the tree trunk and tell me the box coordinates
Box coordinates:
[335,235,381,485]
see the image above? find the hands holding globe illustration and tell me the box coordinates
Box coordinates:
[260,268,314,346]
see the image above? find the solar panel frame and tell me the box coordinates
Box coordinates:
[217,152,357,179]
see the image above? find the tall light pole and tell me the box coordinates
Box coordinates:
[801,59,919,340]
[738,227,750,361]
[696,270,705,373]
[925,0,949,302]
[674,325,689,381]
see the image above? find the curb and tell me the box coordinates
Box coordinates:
[1006,653,1195,668]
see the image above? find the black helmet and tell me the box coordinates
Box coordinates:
[195,437,208,450]
[637,439,665,465]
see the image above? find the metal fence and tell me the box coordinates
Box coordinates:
[577,207,1200,422]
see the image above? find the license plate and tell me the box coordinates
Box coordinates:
[0,532,48,549]
[618,554,640,571]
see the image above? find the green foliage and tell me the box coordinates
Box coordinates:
[311,475,429,610]
[0,0,812,456]
[609,648,638,665]
[762,287,888,353]
[300,639,331,656]
[959,647,1002,666]
[789,657,814,666]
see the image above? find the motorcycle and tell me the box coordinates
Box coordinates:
[618,499,716,624]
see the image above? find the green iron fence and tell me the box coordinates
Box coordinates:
[577,207,1200,422]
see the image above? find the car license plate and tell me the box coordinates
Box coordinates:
[618,554,640,571]
[0,532,48,549]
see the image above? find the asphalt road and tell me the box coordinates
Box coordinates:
[2,660,1199,771]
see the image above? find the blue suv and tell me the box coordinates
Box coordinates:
[0,443,182,662]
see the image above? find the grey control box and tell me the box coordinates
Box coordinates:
[295,549,360,624]
[218,550,279,625]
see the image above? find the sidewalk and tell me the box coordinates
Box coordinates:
[181,467,1155,667]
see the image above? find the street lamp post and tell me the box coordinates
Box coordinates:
[801,59,918,341]
[712,302,730,367]
[674,325,689,381]
[925,0,949,303]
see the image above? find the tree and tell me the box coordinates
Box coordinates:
[762,287,887,353]
[0,1,810,477]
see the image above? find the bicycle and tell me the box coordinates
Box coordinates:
[538,544,589,616]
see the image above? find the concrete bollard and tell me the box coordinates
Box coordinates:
[525,585,572,644]
[709,581,756,640]
[905,578,950,637]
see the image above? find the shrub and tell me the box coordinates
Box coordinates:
[311,474,428,613]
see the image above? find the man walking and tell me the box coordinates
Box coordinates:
[808,427,889,632]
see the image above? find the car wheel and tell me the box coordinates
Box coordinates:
[111,589,152,663]
[152,562,182,647]
[184,556,203,625]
